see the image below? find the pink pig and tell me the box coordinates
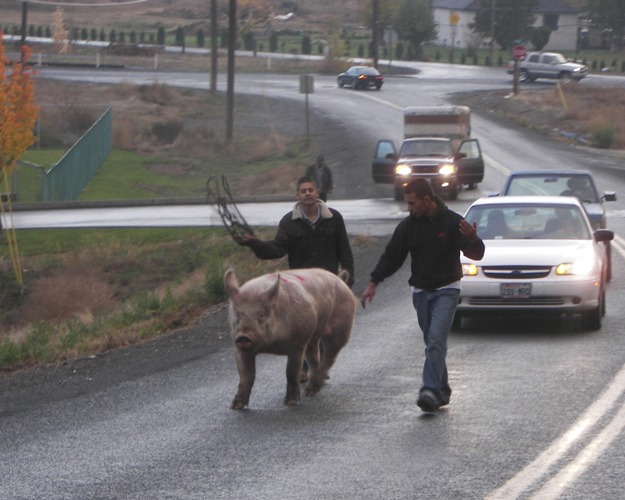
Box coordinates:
[224,267,356,410]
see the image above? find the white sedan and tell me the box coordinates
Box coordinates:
[456,196,613,330]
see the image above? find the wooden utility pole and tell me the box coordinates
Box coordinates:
[372,0,379,68]
[226,0,237,145]
[490,0,495,66]
[210,0,217,94]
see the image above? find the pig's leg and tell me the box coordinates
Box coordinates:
[305,315,353,396]
[231,351,256,410]
[303,337,321,377]
[284,351,304,406]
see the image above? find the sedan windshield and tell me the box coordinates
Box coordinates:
[466,204,591,240]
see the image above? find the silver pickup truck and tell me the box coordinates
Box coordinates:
[506,52,588,83]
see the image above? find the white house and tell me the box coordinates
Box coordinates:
[432,0,579,51]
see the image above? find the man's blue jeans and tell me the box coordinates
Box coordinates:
[412,288,460,403]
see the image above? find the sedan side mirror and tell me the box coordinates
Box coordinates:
[594,229,614,243]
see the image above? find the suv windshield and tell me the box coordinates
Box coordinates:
[400,140,452,157]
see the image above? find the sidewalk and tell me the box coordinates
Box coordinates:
[10,198,409,236]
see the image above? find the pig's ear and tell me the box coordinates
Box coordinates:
[266,272,281,303]
[224,268,240,299]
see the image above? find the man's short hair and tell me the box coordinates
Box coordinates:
[297,176,317,190]
[404,177,434,199]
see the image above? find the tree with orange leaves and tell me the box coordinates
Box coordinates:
[0,33,39,285]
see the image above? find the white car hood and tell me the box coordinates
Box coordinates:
[463,239,595,265]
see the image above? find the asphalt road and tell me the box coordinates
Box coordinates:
[3,62,625,499]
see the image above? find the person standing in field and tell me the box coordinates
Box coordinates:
[305,155,333,202]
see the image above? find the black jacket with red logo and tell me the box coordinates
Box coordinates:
[370,198,484,291]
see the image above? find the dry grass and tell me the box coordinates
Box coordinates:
[0,0,363,38]
[458,84,625,150]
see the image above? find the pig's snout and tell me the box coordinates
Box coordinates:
[235,335,254,350]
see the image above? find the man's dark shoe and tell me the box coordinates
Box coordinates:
[417,389,441,413]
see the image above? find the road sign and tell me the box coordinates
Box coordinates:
[512,45,527,60]
[449,10,460,26]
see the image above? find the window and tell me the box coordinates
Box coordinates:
[544,14,559,31]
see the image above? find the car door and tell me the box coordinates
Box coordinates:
[455,139,484,186]
[372,139,397,184]
[540,54,558,78]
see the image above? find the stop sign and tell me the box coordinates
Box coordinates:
[512,45,527,60]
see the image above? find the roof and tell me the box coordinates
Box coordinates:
[432,0,577,14]
[507,169,593,177]
[471,195,584,207]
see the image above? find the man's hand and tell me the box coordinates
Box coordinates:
[238,233,257,246]
[459,219,479,243]
[360,282,377,309]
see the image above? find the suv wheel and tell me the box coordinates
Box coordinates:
[560,72,573,84]
[446,183,459,201]
[519,69,530,82]
[394,184,404,201]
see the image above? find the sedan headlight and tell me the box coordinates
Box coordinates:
[438,163,457,176]
[395,164,412,176]
[462,263,479,276]
[555,261,594,276]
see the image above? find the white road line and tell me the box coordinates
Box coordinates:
[530,396,625,499]
[486,366,625,499]
[487,236,625,499]
[612,234,625,259]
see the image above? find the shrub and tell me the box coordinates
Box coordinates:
[151,117,183,145]
[591,125,615,149]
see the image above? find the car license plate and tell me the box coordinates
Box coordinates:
[501,283,531,299]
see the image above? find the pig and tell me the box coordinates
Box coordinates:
[224,267,356,410]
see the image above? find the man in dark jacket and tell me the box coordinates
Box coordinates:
[241,175,354,286]
[240,175,354,378]
[305,155,333,202]
[361,177,484,413]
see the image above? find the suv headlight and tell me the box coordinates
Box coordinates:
[395,164,412,176]
[438,163,457,176]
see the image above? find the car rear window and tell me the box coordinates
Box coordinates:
[505,176,598,203]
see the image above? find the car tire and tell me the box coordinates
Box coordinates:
[375,84,382,90]
[467,182,478,190]
[338,80,345,88]
[519,69,530,83]
[606,241,612,282]
[560,72,573,84]
[582,289,603,331]
[394,184,404,201]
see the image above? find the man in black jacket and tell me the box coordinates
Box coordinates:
[240,176,354,378]
[240,176,354,286]
[361,177,484,413]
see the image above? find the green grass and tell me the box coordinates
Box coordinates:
[15,140,309,203]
